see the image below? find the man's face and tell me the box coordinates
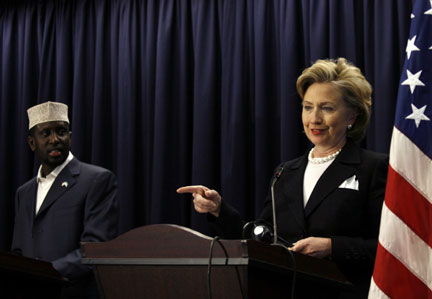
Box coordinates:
[28,121,72,176]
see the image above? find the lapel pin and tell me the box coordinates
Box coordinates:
[61,181,68,188]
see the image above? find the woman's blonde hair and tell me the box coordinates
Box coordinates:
[296,58,372,141]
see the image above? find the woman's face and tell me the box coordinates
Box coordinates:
[302,82,356,153]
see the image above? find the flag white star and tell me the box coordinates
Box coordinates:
[405,104,430,128]
[406,36,420,59]
[411,13,415,19]
[401,70,425,94]
[426,0,432,15]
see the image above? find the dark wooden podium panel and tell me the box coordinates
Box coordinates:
[92,265,246,298]
[82,224,351,299]
[0,252,66,299]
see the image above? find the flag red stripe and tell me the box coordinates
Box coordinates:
[384,166,432,247]
[373,243,432,298]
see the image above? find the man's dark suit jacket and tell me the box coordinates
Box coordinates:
[210,139,388,299]
[11,157,119,297]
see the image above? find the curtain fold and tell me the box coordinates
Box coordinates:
[0,0,411,250]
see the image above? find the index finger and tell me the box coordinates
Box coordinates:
[177,185,209,194]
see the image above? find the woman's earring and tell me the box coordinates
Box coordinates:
[347,124,353,130]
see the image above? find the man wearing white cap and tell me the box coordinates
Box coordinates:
[11,101,119,298]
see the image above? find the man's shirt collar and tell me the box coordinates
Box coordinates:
[37,152,74,183]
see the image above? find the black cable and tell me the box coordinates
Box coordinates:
[207,236,220,299]
[271,243,297,299]
[242,221,255,239]
[207,236,246,299]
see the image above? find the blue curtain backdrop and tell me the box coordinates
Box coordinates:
[0,0,411,250]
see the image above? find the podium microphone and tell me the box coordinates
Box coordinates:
[270,164,284,245]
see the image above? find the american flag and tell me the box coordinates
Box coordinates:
[368,0,432,298]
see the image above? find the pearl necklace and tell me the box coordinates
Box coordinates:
[308,147,342,164]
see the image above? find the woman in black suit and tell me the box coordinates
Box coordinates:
[178,58,388,298]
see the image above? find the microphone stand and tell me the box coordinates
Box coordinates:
[270,165,296,299]
[270,166,284,245]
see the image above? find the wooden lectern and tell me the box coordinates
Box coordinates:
[0,251,66,299]
[82,224,351,299]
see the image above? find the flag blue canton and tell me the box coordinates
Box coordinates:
[395,0,432,159]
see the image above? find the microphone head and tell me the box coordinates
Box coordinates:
[252,224,273,243]
[274,165,285,179]
[271,164,285,187]
[242,220,294,247]
[242,221,274,243]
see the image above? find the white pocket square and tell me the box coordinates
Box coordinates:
[338,175,359,191]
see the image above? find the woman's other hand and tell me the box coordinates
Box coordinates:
[290,237,332,259]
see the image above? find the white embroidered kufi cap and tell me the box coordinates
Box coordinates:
[27,101,69,130]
